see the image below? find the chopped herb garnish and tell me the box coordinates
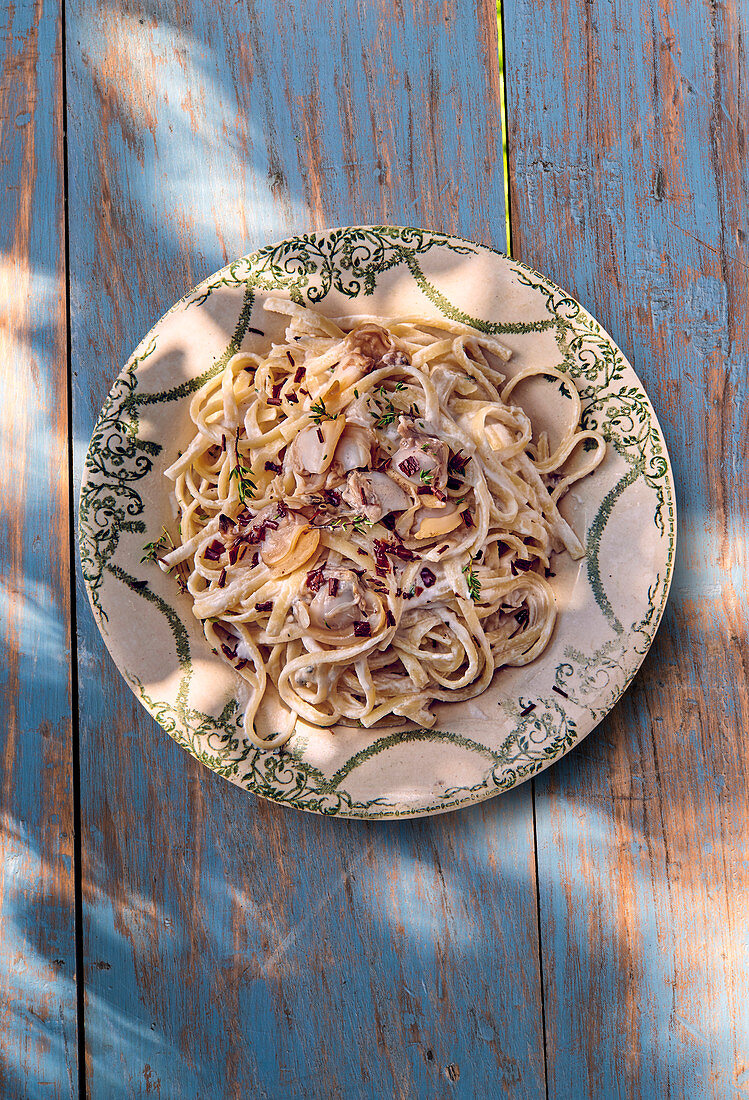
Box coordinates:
[230,460,257,503]
[419,468,433,484]
[310,398,335,424]
[141,526,174,563]
[462,560,481,602]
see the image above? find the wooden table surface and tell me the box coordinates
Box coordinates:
[2,0,747,1096]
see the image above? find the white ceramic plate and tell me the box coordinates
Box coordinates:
[79,226,676,818]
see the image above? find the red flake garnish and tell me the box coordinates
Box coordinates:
[228,544,240,565]
[415,586,423,596]
[236,508,254,525]
[220,642,237,660]
[448,451,469,474]
[508,558,532,576]
[370,579,389,593]
[271,381,284,399]
[416,486,431,496]
[463,511,474,528]
[218,568,227,588]
[353,621,371,637]
[236,658,249,671]
[251,552,259,567]
[264,519,279,530]
[276,501,288,517]
[520,702,536,717]
[294,366,305,383]
[286,392,299,403]
[323,489,341,506]
[515,608,530,627]
[220,434,226,452]
[265,460,282,474]
[204,540,224,561]
[256,600,274,612]
[383,540,416,562]
[306,567,325,592]
[420,567,436,588]
[267,396,282,407]
[328,577,339,597]
[316,426,324,443]
[398,456,420,478]
[437,543,449,553]
[433,490,447,503]
[286,350,294,366]
[447,477,462,490]
[385,609,396,626]
[381,513,396,530]
[359,486,368,504]
[218,513,233,534]
[376,566,388,577]
[372,540,390,570]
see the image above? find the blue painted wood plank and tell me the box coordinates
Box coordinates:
[67,1,546,1096]
[504,0,749,1095]
[0,0,78,1095]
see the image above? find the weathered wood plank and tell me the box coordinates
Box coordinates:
[504,0,749,1094]
[67,0,545,1095]
[0,0,78,1095]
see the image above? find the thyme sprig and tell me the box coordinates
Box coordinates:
[309,398,336,425]
[230,459,257,503]
[462,557,482,602]
[141,526,174,563]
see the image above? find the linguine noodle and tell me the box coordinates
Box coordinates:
[158,297,605,748]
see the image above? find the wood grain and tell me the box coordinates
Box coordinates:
[67,0,546,1095]
[0,0,78,1095]
[504,0,749,1094]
